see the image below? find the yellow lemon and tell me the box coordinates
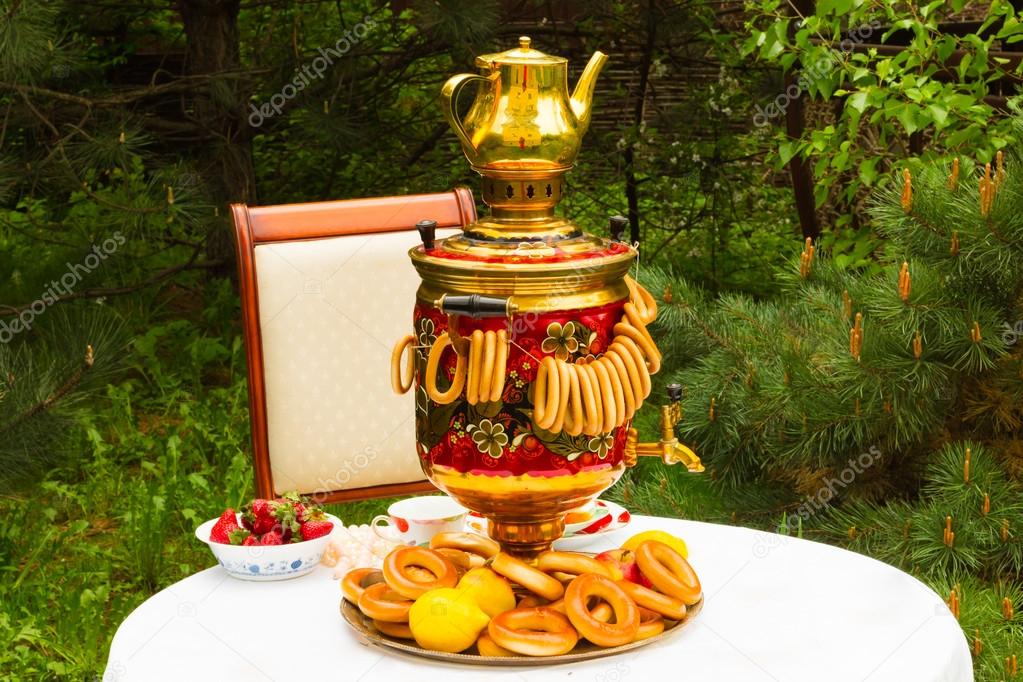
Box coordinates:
[456,567,516,617]
[621,530,689,558]
[409,588,490,653]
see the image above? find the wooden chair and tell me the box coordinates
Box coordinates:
[230,189,476,503]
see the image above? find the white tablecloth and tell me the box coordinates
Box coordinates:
[103,516,971,681]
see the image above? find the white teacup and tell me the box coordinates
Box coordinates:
[372,496,467,546]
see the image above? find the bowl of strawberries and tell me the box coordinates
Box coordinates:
[195,491,339,581]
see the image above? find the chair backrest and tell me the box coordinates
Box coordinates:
[230,189,476,502]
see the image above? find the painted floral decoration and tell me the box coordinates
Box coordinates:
[513,241,556,258]
[587,433,615,459]
[417,317,436,348]
[415,386,429,416]
[468,419,508,457]
[581,331,598,353]
[542,321,579,361]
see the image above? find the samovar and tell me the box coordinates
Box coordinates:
[391,37,701,559]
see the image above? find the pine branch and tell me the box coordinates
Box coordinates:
[0,345,93,438]
[0,247,224,316]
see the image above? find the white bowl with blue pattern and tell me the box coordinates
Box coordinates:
[195,513,340,581]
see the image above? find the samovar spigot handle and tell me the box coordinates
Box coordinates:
[434,294,518,319]
[624,383,703,472]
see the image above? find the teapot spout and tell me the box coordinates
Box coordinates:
[570,50,608,133]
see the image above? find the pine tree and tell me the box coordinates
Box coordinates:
[630,113,1023,680]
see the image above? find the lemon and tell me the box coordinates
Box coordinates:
[621,530,689,558]
[409,588,490,653]
[456,568,516,617]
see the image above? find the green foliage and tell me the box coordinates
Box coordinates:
[0,306,126,489]
[743,0,1023,232]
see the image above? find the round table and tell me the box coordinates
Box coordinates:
[103,516,971,681]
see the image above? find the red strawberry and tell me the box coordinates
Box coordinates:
[271,502,300,540]
[209,509,239,544]
[228,527,251,545]
[215,509,236,525]
[242,499,276,535]
[277,491,312,521]
[261,530,284,545]
[300,520,333,541]
[242,534,259,546]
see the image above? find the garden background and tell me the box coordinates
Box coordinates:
[3,1,1023,679]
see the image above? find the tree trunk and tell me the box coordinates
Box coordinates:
[178,0,255,273]
[624,0,657,245]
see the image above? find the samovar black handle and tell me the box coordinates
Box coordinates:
[434,294,517,319]
[608,215,628,242]
[416,219,437,250]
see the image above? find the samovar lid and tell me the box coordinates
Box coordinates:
[475,36,566,67]
[410,230,635,312]
[417,232,632,265]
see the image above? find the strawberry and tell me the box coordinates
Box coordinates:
[277,491,313,521]
[300,505,326,523]
[209,509,239,544]
[261,530,283,545]
[242,499,276,535]
[300,520,333,541]
[242,534,259,546]
[272,502,301,540]
[228,527,251,546]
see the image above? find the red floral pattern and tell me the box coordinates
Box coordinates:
[413,300,630,477]
[419,240,631,265]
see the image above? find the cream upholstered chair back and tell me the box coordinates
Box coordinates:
[230,189,475,502]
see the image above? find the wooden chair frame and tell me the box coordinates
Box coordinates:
[230,188,476,503]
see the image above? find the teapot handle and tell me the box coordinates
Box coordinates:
[440,72,492,164]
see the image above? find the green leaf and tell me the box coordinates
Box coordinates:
[876,59,891,82]
[817,0,855,14]
[858,157,879,186]
[926,104,949,129]
[847,91,869,114]
[778,140,798,165]
[896,105,919,134]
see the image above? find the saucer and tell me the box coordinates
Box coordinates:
[462,500,631,551]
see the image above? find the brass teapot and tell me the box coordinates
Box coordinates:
[441,37,608,174]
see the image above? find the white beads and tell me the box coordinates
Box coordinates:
[324,524,399,578]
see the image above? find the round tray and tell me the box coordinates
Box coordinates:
[340,593,703,666]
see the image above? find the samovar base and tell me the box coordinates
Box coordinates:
[426,464,623,561]
[487,516,566,561]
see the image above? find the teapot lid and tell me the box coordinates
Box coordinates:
[475,36,566,67]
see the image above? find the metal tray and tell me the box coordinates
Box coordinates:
[340,593,702,666]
